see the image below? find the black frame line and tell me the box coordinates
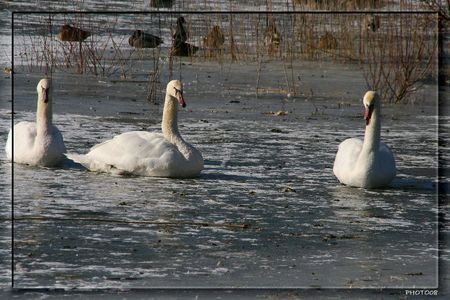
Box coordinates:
[11,10,15,290]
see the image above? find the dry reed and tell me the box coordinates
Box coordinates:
[13,4,439,103]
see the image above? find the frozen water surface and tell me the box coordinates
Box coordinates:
[0,59,438,288]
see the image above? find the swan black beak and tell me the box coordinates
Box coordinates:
[42,87,50,103]
[177,93,186,108]
[364,104,374,125]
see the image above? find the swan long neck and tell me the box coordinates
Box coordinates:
[36,96,52,136]
[162,93,180,142]
[162,93,191,159]
[362,104,381,154]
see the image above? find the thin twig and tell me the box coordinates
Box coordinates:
[255,58,262,98]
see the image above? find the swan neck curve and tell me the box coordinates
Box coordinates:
[161,92,194,161]
[362,104,381,153]
[36,95,52,135]
[162,93,180,142]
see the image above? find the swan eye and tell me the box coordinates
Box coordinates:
[174,87,183,95]
[365,103,374,109]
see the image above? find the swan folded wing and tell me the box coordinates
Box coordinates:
[333,138,363,176]
[32,125,67,166]
[378,142,396,176]
[6,122,66,166]
[78,131,182,175]
[6,122,37,162]
[47,125,67,151]
[379,141,394,158]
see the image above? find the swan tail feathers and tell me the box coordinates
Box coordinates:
[66,153,127,175]
[65,153,102,171]
[65,153,86,164]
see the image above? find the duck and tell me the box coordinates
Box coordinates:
[57,24,90,42]
[128,30,163,48]
[173,16,188,46]
[66,80,204,178]
[170,16,198,57]
[170,42,199,57]
[5,78,66,167]
[333,91,396,188]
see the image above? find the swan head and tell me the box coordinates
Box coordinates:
[167,80,186,108]
[363,91,379,126]
[37,78,51,104]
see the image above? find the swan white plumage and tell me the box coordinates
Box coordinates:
[67,80,204,178]
[5,78,66,166]
[333,91,396,188]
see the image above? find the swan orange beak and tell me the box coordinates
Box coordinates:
[364,105,374,125]
[177,93,186,108]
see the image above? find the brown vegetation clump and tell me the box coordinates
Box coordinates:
[265,18,281,56]
[294,0,384,10]
[203,25,225,57]
[318,31,337,50]
[364,14,380,32]
[364,14,437,103]
[203,26,225,49]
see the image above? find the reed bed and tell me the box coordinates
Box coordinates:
[13,5,438,103]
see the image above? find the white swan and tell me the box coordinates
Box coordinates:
[333,91,396,188]
[67,80,204,178]
[5,78,66,167]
